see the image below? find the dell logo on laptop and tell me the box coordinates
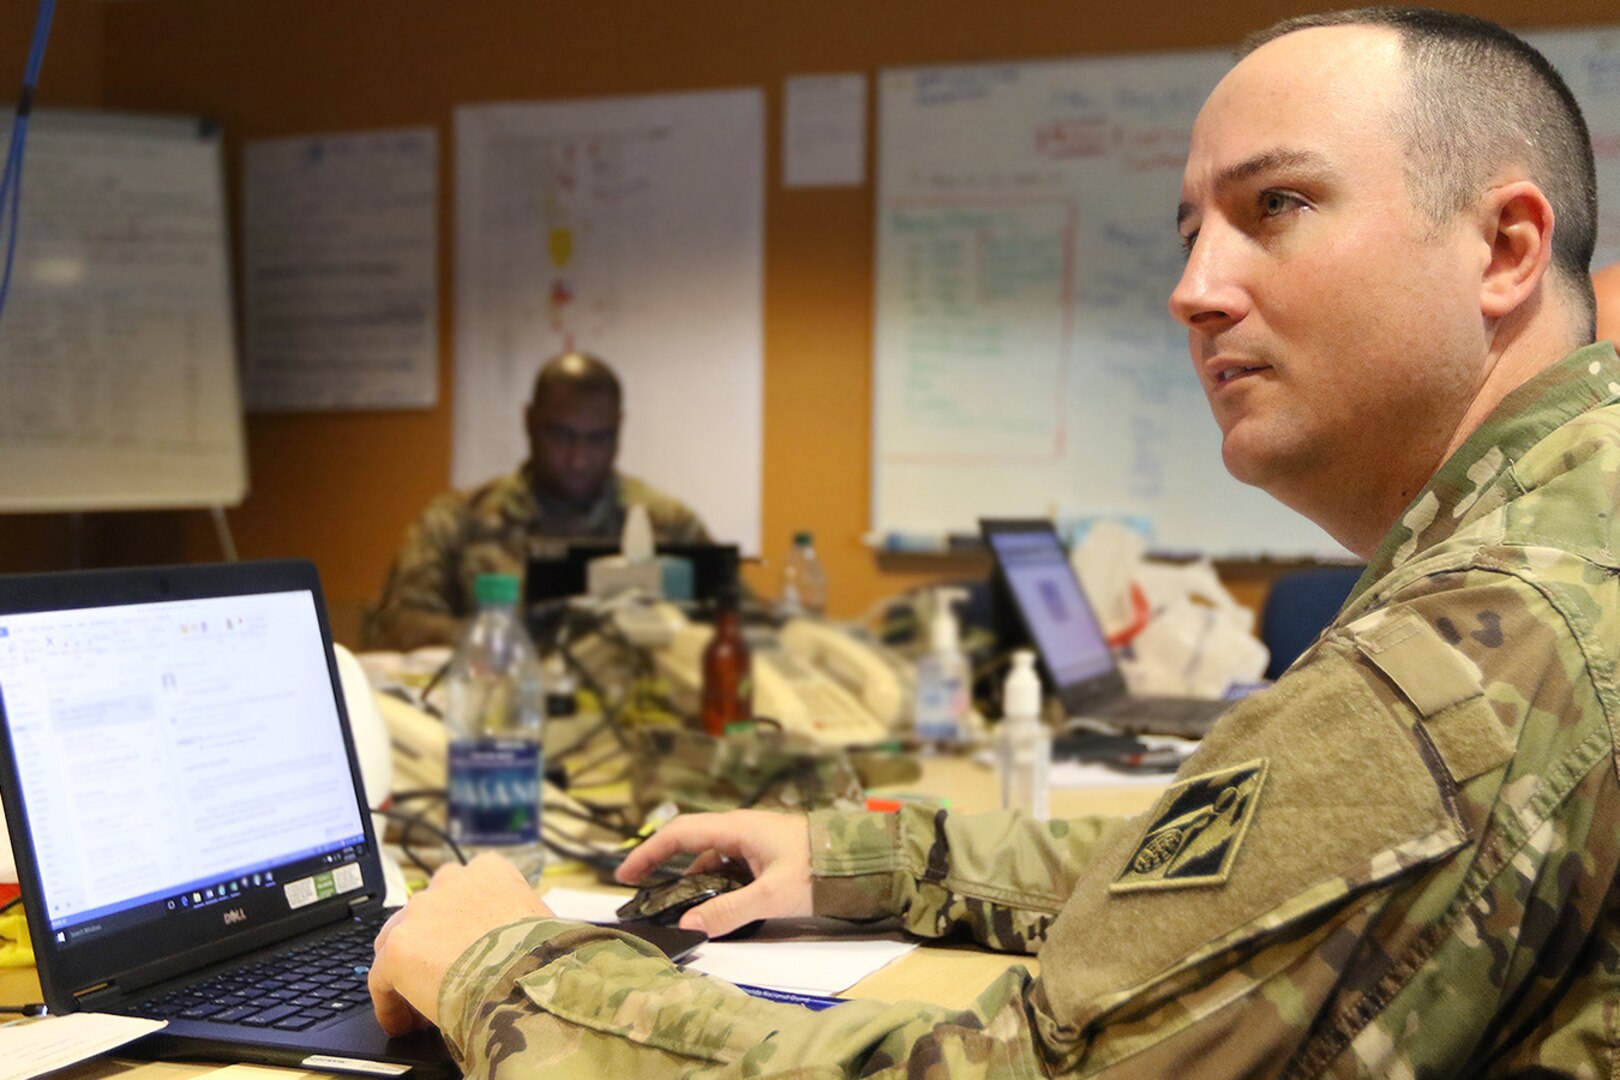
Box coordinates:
[223,908,248,926]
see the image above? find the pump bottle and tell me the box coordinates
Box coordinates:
[998,650,1051,819]
[914,587,970,744]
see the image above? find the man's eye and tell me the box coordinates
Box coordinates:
[1179,229,1199,256]
[1259,191,1303,217]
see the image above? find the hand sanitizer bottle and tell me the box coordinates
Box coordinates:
[998,650,1050,819]
[914,587,970,745]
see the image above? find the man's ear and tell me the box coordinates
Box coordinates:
[1479,180,1556,321]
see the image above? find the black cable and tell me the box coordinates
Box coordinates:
[565,738,632,782]
[542,798,638,838]
[539,829,625,876]
[374,803,466,875]
[416,656,454,708]
[0,1003,46,1016]
[546,712,618,765]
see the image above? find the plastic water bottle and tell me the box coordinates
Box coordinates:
[998,650,1050,819]
[781,531,828,616]
[445,573,546,881]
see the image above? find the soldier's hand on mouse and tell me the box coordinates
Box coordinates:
[615,809,813,937]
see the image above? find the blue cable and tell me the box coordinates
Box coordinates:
[0,0,58,325]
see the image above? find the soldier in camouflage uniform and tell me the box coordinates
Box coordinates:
[370,10,1620,1076]
[363,352,709,650]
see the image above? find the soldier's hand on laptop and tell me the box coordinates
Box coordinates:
[369,853,551,1035]
[615,809,814,938]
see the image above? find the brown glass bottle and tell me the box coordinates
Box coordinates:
[701,584,753,735]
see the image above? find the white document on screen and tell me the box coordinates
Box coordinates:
[453,91,765,552]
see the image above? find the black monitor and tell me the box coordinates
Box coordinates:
[525,542,740,606]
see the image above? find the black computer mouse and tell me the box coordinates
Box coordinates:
[616,862,762,938]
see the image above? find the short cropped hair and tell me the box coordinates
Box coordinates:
[532,352,622,409]
[1242,8,1598,337]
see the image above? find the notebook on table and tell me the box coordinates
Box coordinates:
[979,519,1230,740]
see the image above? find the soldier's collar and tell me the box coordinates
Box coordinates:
[1356,341,1620,603]
[517,464,622,526]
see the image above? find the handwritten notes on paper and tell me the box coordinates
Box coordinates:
[0,111,246,512]
[242,129,438,411]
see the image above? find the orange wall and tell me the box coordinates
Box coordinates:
[5,0,1616,642]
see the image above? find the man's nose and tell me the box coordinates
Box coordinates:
[1168,227,1249,333]
[562,439,594,469]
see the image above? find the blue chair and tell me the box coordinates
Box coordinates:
[1260,565,1365,680]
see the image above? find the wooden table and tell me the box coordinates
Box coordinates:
[1,754,1164,1074]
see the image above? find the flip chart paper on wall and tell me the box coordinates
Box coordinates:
[241,127,439,412]
[872,28,1620,558]
[0,110,246,512]
[454,89,764,551]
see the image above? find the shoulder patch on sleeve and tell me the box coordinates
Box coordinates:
[1111,759,1268,894]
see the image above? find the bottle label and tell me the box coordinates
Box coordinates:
[915,673,964,741]
[448,739,541,846]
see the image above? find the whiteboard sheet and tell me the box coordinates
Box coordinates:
[0,110,246,512]
[454,90,764,551]
[242,128,438,412]
[872,28,1620,558]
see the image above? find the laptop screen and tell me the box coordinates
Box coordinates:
[0,584,368,953]
[981,521,1117,689]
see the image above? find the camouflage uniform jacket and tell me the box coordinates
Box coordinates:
[363,466,708,649]
[436,343,1620,1077]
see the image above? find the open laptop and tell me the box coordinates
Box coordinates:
[0,560,453,1076]
[980,520,1230,738]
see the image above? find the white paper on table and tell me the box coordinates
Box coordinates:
[543,886,916,996]
[0,1014,166,1080]
[784,73,867,187]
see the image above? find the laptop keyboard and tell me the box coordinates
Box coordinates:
[126,913,387,1032]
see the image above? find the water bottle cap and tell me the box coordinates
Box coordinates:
[793,530,813,547]
[473,573,521,606]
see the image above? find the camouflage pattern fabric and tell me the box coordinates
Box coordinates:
[434,343,1620,1077]
[363,466,709,650]
[626,725,866,820]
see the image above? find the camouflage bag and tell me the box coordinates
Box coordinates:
[625,725,865,821]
